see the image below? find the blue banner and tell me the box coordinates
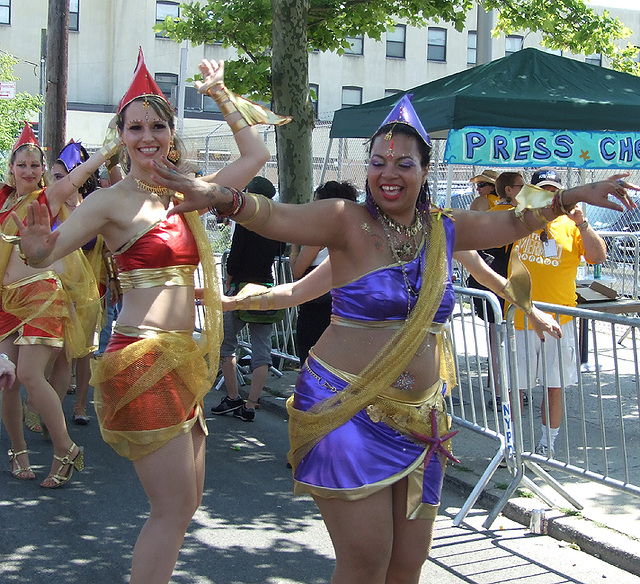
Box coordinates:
[443,126,640,169]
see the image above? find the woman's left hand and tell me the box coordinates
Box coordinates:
[10,202,59,266]
[566,174,639,212]
[151,158,219,216]
[195,59,225,96]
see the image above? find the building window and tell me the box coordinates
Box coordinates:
[585,53,602,67]
[386,24,406,59]
[385,89,402,98]
[156,1,179,38]
[467,31,477,65]
[505,35,523,56]
[69,0,79,31]
[0,0,10,25]
[309,83,319,119]
[427,28,447,62]
[341,86,362,108]
[155,72,178,104]
[344,34,364,56]
[546,48,562,57]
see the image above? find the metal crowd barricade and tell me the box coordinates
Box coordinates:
[448,286,554,526]
[483,302,640,528]
[212,252,300,391]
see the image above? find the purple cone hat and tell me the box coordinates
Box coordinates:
[57,140,84,172]
[378,94,431,149]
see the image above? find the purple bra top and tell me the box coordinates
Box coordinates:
[331,216,455,324]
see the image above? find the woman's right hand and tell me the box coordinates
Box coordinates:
[11,202,59,267]
[195,59,225,96]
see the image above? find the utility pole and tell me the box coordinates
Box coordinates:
[43,0,69,167]
[476,3,494,66]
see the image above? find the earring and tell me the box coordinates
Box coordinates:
[417,183,430,215]
[167,139,180,164]
[365,180,378,219]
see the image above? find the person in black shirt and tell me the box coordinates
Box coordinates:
[212,176,284,421]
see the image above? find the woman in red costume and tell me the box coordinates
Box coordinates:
[1,123,115,488]
[13,49,287,584]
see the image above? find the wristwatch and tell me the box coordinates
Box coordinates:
[576,219,589,231]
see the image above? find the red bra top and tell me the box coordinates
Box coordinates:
[0,186,55,227]
[113,213,199,273]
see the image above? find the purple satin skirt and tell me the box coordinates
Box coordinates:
[291,354,446,518]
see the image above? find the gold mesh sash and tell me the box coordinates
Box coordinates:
[91,330,209,460]
[0,271,71,344]
[287,216,449,470]
[57,205,102,359]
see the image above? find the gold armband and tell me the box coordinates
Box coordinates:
[99,138,122,161]
[502,252,533,315]
[236,193,273,229]
[234,284,276,311]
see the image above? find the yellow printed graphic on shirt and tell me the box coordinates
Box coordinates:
[510,215,585,329]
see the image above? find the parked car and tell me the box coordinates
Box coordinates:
[434,181,475,209]
[587,195,640,262]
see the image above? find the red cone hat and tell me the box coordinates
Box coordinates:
[118,47,170,114]
[12,121,40,154]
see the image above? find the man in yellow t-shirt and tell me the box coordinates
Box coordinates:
[511,168,606,458]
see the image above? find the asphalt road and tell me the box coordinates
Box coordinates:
[1,394,638,584]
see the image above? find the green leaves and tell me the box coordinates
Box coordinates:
[0,54,43,166]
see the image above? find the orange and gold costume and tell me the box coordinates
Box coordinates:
[91,209,221,461]
[0,187,99,358]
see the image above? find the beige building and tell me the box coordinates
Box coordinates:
[1,0,639,148]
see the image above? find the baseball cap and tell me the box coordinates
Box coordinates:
[531,168,562,189]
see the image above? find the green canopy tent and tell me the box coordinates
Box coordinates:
[330,48,640,140]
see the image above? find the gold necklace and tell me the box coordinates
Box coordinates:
[134,178,170,198]
[378,208,422,239]
[379,216,425,316]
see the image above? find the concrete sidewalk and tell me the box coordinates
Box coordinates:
[250,366,640,578]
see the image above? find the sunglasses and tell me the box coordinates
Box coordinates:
[476,182,492,188]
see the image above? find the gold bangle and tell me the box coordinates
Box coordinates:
[237,193,263,227]
[266,291,276,311]
[99,139,120,160]
[248,295,263,311]
[228,117,249,134]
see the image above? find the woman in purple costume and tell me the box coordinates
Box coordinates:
[25,92,638,583]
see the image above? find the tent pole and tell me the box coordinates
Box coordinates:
[319,137,334,185]
[446,163,454,208]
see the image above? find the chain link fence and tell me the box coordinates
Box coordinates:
[189,123,639,299]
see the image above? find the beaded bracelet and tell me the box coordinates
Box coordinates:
[209,187,245,218]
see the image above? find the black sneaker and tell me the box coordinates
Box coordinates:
[234,405,255,422]
[211,396,244,415]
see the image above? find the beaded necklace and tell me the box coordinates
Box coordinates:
[377,207,426,316]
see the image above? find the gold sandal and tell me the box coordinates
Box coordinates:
[23,401,42,433]
[8,448,36,480]
[40,443,84,489]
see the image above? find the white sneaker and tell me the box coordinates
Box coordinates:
[535,443,555,458]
